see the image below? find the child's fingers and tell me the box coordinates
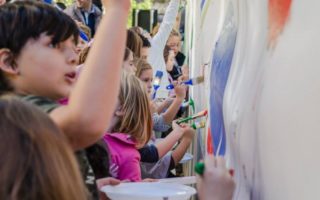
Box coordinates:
[172,81,178,87]
[96,177,121,189]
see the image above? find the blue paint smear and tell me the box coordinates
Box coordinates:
[210,4,237,156]
[201,0,206,11]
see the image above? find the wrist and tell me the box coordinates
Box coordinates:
[104,5,130,14]
[175,97,184,102]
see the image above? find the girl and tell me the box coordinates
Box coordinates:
[103,72,152,181]
[134,58,186,130]
[134,58,195,179]
[166,29,189,81]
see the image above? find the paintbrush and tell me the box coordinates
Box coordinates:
[152,71,163,99]
[192,121,206,130]
[177,109,208,124]
[166,76,205,90]
[181,98,195,112]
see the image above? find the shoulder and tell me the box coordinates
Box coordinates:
[104,133,136,146]
[20,95,60,114]
[92,4,102,16]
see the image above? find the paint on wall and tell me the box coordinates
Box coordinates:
[210,3,237,156]
[268,0,292,48]
[201,0,206,10]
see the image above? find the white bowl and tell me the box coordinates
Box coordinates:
[101,182,197,200]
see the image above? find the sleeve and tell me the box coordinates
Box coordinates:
[151,0,180,50]
[152,113,171,132]
[139,144,159,163]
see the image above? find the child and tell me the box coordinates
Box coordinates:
[103,72,152,181]
[148,0,181,99]
[0,0,130,198]
[78,47,136,74]
[0,96,88,200]
[166,29,188,81]
[134,58,195,179]
[134,58,186,131]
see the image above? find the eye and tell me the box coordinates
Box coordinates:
[48,43,60,49]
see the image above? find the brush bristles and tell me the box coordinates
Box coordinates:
[195,76,204,84]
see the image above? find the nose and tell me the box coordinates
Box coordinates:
[66,46,78,66]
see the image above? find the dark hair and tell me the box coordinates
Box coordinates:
[126,29,142,58]
[139,33,151,48]
[0,1,79,94]
[163,45,171,63]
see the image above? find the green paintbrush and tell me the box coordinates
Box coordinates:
[177,109,207,124]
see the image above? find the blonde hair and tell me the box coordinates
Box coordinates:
[169,28,181,39]
[78,45,91,65]
[0,96,88,200]
[78,22,92,40]
[134,58,153,78]
[112,72,152,148]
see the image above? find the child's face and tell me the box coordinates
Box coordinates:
[139,69,153,95]
[123,52,137,74]
[75,37,88,55]
[167,36,180,56]
[12,34,77,100]
[140,47,150,60]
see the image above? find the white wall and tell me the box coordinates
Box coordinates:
[188,0,320,199]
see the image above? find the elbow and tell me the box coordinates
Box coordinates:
[68,118,107,151]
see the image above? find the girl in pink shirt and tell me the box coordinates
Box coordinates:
[104,72,152,182]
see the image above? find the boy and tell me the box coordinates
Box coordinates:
[0,0,130,199]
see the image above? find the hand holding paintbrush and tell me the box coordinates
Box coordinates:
[166,76,205,90]
[177,109,208,124]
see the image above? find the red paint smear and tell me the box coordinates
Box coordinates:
[207,127,214,154]
[268,0,292,48]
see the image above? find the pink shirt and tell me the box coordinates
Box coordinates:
[103,133,141,182]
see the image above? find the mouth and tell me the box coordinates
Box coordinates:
[65,71,77,84]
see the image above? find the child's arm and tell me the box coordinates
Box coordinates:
[151,0,180,49]
[155,97,174,114]
[50,1,130,150]
[171,124,195,165]
[155,121,184,159]
[161,82,186,124]
[197,156,235,200]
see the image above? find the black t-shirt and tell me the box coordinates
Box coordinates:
[139,144,159,163]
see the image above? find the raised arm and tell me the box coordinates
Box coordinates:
[151,0,180,49]
[51,0,130,150]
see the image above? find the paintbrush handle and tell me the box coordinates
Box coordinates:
[177,116,193,124]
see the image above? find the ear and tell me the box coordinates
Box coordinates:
[0,49,20,75]
[115,106,125,117]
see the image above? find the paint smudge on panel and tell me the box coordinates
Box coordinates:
[201,0,206,11]
[210,3,237,156]
[207,128,214,154]
[268,0,292,48]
